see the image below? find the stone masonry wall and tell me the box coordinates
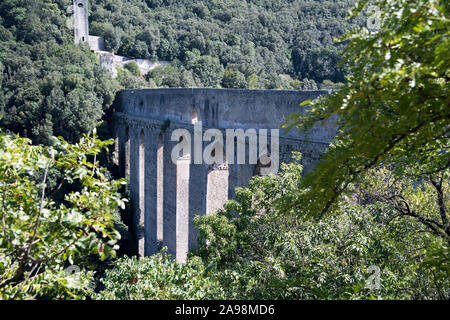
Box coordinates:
[113,88,336,262]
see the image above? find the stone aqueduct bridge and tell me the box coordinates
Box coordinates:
[112,88,336,262]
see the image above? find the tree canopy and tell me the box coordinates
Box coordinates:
[0,131,126,299]
[0,0,118,145]
[283,0,450,218]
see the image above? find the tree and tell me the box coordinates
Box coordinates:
[0,131,126,299]
[129,40,150,59]
[320,80,343,90]
[356,167,449,239]
[282,0,450,217]
[103,24,122,54]
[124,62,141,76]
[0,42,117,145]
[299,78,318,90]
[136,26,160,59]
[87,0,360,88]
[193,155,449,299]
[147,63,199,88]
[116,67,150,90]
[221,68,246,89]
[289,79,302,90]
[0,1,121,145]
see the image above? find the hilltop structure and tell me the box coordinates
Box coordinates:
[72,0,169,77]
[113,88,336,262]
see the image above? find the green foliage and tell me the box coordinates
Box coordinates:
[0,131,127,299]
[194,156,449,299]
[88,0,364,87]
[94,251,224,300]
[124,62,141,76]
[148,62,198,88]
[289,79,302,90]
[355,167,450,290]
[0,0,118,145]
[247,74,260,89]
[2,0,448,301]
[116,67,151,90]
[184,50,224,88]
[283,0,450,217]
[320,79,344,90]
[221,69,247,89]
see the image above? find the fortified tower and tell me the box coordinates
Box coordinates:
[73,0,89,44]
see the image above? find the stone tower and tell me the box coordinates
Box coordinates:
[73,0,89,44]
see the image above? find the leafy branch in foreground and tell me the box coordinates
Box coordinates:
[357,167,449,240]
[282,0,449,217]
[193,156,449,299]
[0,130,127,299]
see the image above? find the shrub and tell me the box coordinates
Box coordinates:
[124,62,141,76]
[94,251,224,300]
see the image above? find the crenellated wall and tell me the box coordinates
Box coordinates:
[113,88,337,262]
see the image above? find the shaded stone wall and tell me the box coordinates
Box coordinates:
[113,88,336,262]
[73,0,89,44]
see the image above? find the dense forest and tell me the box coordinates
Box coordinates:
[0,0,362,144]
[0,0,449,300]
